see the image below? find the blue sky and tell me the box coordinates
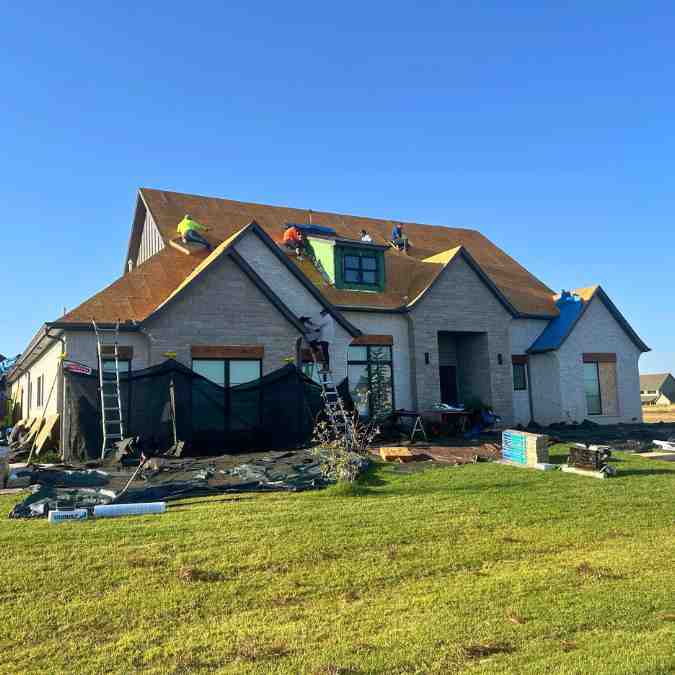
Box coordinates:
[1,2,673,373]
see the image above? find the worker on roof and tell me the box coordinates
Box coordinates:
[177,214,211,250]
[283,224,307,259]
[391,223,409,253]
[360,229,373,243]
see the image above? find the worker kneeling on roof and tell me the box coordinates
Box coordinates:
[177,214,211,250]
[283,224,308,259]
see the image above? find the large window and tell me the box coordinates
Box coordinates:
[584,362,602,415]
[347,345,394,419]
[103,359,131,376]
[513,363,527,391]
[344,253,378,285]
[192,358,262,432]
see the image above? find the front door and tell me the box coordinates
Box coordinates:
[440,366,458,406]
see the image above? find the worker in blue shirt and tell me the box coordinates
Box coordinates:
[391,223,409,252]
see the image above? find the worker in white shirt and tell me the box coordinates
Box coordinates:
[315,308,335,369]
[360,229,373,243]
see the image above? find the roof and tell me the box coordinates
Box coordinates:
[60,221,361,337]
[529,286,649,354]
[133,187,559,316]
[640,373,672,391]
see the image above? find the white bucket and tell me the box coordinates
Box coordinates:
[93,502,166,518]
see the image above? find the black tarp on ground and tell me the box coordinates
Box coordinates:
[65,360,339,458]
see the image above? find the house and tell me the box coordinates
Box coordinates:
[7,188,649,456]
[640,373,675,406]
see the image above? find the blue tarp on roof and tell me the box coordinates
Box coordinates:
[528,292,585,353]
[287,223,337,237]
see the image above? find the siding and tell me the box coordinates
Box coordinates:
[529,352,562,425]
[557,296,643,424]
[136,209,165,266]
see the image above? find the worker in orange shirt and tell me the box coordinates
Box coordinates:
[283,224,307,259]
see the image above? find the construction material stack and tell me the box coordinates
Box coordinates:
[501,429,549,467]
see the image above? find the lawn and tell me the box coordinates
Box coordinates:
[1,446,674,675]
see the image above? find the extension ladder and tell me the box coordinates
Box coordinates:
[310,349,355,450]
[93,320,125,458]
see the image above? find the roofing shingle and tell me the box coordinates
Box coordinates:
[137,188,559,316]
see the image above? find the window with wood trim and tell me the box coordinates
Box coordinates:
[192,358,262,432]
[583,362,602,415]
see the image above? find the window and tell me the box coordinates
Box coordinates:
[192,358,262,432]
[513,363,527,391]
[584,362,602,415]
[192,359,261,387]
[103,359,131,376]
[343,253,378,286]
[36,375,44,407]
[347,345,394,419]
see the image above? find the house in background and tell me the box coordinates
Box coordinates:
[7,188,649,456]
[640,373,675,406]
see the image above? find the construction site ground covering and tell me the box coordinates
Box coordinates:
[0,443,673,674]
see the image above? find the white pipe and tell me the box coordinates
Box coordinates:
[93,502,166,518]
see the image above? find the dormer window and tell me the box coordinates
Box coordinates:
[344,252,378,285]
[306,234,387,292]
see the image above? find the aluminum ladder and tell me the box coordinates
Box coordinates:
[93,320,125,458]
[310,349,354,450]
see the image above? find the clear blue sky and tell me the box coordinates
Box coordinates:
[1,2,673,373]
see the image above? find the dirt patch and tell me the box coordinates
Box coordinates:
[575,561,623,581]
[463,642,514,659]
[176,566,225,583]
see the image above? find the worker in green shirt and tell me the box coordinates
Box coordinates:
[177,214,211,250]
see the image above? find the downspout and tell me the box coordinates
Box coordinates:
[526,356,535,425]
[404,310,419,410]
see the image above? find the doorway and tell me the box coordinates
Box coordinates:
[439,365,458,406]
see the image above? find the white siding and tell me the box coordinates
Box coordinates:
[557,296,643,424]
[343,311,413,411]
[136,210,165,266]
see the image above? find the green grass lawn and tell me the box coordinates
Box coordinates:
[1,446,674,675]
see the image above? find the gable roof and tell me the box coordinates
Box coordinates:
[529,286,649,354]
[133,187,559,317]
[60,221,361,337]
[640,373,673,391]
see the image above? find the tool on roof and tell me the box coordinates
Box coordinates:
[93,320,125,459]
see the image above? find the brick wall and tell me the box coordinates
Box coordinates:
[143,254,300,373]
[557,295,643,424]
[408,255,514,421]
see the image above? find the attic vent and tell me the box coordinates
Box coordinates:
[128,260,133,273]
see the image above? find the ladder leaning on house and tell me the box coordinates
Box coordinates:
[92,320,125,458]
[310,349,355,450]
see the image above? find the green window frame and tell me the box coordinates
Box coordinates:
[343,253,378,286]
[347,345,394,420]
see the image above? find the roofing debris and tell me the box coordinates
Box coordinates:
[7,449,335,519]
